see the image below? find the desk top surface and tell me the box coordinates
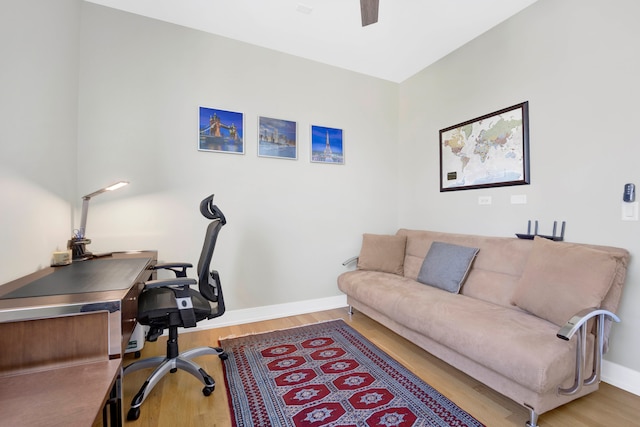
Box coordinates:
[0,359,121,427]
[0,257,151,300]
[0,251,155,318]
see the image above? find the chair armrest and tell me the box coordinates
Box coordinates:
[144,277,197,289]
[556,307,620,395]
[152,262,193,278]
[342,256,359,267]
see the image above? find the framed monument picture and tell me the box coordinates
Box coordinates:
[310,125,344,164]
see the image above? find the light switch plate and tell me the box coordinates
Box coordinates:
[511,195,527,204]
[622,202,639,221]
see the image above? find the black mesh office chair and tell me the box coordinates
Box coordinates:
[124,194,227,421]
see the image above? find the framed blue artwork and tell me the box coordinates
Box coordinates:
[258,116,297,160]
[199,106,244,154]
[310,125,344,164]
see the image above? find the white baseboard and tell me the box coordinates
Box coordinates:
[602,360,640,396]
[193,294,348,330]
[182,294,640,398]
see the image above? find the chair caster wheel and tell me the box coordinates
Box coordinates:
[203,385,215,396]
[219,352,228,361]
[127,407,141,421]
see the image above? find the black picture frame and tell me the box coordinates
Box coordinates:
[439,101,530,192]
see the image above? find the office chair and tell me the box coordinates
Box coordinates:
[124,194,227,421]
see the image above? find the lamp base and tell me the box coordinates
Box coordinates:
[68,237,93,261]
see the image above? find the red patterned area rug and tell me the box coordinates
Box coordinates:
[220,319,484,427]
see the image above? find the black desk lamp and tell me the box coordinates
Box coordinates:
[68,181,129,261]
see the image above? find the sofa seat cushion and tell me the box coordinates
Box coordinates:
[338,270,582,394]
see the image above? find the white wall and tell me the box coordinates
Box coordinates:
[0,0,80,283]
[398,0,640,373]
[2,0,638,392]
[76,3,399,310]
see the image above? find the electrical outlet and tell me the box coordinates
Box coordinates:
[478,196,492,205]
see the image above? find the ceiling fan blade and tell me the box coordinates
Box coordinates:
[360,0,379,26]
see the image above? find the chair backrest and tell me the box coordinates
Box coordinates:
[196,195,226,304]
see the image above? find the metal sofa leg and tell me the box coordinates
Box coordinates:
[524,405,539,427]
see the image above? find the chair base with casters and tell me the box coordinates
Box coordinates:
[123,324,228,421]
[123,194,228,422]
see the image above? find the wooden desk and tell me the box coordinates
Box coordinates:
[0,335,122,427]
[0,252,156,426]
[0,361,122,427]
[0,251,155,357]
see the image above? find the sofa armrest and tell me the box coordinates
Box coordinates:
[342,256,359,267]
[557,308,620,341]
[556,308,620,395]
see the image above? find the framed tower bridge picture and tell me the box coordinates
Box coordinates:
[199,106,244,154]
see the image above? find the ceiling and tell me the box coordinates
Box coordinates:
[85,0,539,83]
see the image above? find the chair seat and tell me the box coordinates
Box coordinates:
[137,287,212,328]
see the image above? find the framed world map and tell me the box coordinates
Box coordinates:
[439,102,530,192]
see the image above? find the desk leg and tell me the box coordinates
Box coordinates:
[103,370,123,427]
[112,373,123,427]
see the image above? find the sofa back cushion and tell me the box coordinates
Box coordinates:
[397,229,630,323]
[399,229,532,308]
[400,230,530,278]
[357,233,407,275]
[511,236,620,326]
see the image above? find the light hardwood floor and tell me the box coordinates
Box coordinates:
[122,308,639,427]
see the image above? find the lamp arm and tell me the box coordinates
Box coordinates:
[77,196,91,239]
[69,181,128,261]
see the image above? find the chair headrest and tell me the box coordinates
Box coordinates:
[200,194,226,225]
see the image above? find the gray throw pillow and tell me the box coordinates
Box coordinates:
[417,242,479,293]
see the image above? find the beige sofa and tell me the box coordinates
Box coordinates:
[337,229,630,427]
